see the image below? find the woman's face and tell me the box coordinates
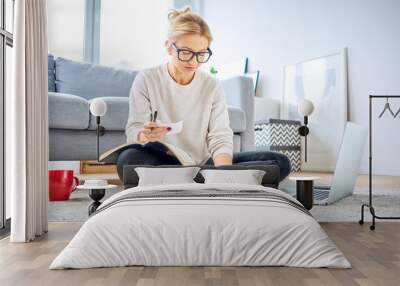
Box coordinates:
[167,34,210,75]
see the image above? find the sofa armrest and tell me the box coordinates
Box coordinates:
[221,76,255,151]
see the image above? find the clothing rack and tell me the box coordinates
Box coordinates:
[359,95,400,230]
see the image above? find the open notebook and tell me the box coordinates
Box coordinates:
[99,141,196,166]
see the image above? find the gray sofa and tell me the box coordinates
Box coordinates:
[48,55,255,161]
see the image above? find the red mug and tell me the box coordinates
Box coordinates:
[48,170,79,201]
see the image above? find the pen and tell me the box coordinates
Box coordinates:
[153,111,158,122]
[148,111,158,132]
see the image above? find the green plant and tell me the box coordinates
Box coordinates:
[210,66,218,75]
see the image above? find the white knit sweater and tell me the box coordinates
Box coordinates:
[125,63,233,165]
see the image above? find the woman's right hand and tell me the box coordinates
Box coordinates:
[138,122,171,143]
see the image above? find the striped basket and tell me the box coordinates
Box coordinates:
[254,119,301,172]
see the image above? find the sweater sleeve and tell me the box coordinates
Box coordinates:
[206,82,234,159]
[125,72,151,143]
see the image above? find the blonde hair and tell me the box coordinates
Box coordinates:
[167,5,213,44]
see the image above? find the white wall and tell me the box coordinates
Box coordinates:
[47,0,85,60]
[203,0,400,176]
[100,0,171,69]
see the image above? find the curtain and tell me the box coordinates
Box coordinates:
[9,0,49,242]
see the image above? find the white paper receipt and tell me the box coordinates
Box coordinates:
[158,121,183,135]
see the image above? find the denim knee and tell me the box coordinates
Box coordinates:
[254,151,291,181]
[272,152,291,181]
[116,149,131,181]
[116,148,151,181]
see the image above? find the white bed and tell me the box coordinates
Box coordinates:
[50,183,351,269]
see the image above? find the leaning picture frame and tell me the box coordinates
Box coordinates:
[243,70,260,94]
[281,48,348,171]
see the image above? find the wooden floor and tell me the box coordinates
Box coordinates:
[1,222,400,286]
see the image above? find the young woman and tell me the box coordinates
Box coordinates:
[117,6,290,181]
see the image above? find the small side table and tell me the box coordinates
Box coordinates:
[76,181,117,215]
[289,176,319,210]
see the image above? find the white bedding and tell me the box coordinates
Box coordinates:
[50,183,351,269]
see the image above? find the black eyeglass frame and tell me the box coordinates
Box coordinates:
[171,43,213,63]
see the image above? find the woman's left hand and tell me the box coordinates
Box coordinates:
[213,153,233,166]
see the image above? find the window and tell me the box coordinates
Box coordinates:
[47,0,85,61]
[99,0,171,69]
[0,0,14,233]
[5,0,13,33]
[84,0,203,67]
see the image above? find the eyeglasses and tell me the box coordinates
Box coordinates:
[171,43,212,63]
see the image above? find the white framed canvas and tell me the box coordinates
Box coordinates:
[281,48,348,171]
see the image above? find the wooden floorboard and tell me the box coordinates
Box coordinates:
[0,222,399,286]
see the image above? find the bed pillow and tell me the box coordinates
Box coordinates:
[135,167,201,186]
[200,169,266,185]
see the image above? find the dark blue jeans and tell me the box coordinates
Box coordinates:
[116,144,291,182]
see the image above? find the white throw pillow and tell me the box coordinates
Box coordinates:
[135,167,201,186]
[200,169,266,185]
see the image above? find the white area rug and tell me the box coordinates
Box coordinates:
[310,187,400,222]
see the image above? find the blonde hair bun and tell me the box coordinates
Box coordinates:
[168,5,192,21]
[167,5,213,43]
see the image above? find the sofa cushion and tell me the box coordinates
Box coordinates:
[49,92,90,130]
[55,57,138,100]
[48,54,56,92]
[88,97,129,131]
[227,105,246,132]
